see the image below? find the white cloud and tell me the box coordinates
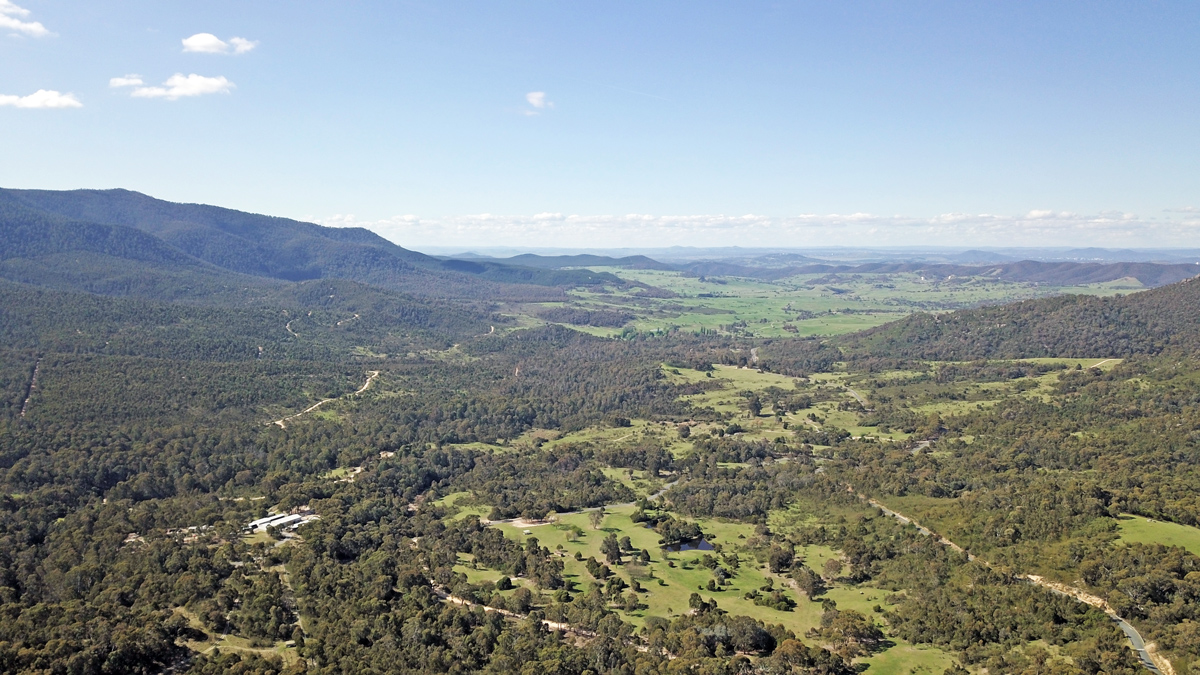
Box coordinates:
[0,0,50,37]
[308,210,1200,249]
[109,74,144,88]
[229,37,258,54]
[130,73,234,100]
[525,91,553,114]
[0,89,81,108]
[182,32,257,54]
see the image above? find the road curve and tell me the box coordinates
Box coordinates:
[270,370,380,428]
[853,488,1168,673]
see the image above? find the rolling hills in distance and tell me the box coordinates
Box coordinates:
[5,188,1200,674]
[2,188,1196,308]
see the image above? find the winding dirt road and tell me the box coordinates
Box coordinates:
[19,356,41,419]
[271,370,380,428]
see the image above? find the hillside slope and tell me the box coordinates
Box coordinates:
[0,278,492,361]
[0,188,615,300]
[846,276,1200,359]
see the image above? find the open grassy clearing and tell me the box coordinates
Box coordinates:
[484,503,958,670]
[856,643,959,674]
[175,605,302,665]
[433,360,1155,673]
[1117,514,1200,556]
[433,491,493,521]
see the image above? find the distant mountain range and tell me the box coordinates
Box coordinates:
[0,188,625,303]
[446,252,674,271]
[3,189,1197,311]
[677,260,1200,287]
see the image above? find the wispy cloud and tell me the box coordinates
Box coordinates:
[129,74,234,100]
[524,91,553,115]
[308,211,1200,249]
[109,74,144,88]
[0,89,81,108]
[182,32,257,54]
[229,37,257,54]
[0,0,50,37]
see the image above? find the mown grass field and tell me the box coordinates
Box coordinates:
[1117,515,1200,556]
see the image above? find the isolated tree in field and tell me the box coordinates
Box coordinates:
[818,608,884,658]
[602,533,622,565]
[823,558,844,579]
[742,392,763,418]
[792,565,825,598]
[589,508,605,530]
[624,592,640,613]
[769,545,795,573]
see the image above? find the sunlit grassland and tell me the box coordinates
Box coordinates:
[176,606,302,664]
[531,269,1147,339]
[494,506,846,628]
[1117,515,1200,556]
[600,466,665,498]
[487,503,957,670]
[433,491,492,521]
[857,643,959,674]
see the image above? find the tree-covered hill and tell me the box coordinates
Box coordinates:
[0,188,622,300]
[845,275,1200,360]
[0,279,493,362]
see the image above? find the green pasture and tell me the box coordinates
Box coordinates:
[525,268,1148,339]
[1117,515,1200,556]
[433,491,492,521]
[485,503,958,671]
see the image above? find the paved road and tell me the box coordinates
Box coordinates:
[843,385,874,411]
[1115,617,1162,673]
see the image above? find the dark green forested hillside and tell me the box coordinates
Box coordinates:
[0,188,622,300]
[0,279,494,361]
[845,276,1200,360]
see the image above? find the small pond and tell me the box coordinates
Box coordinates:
[661,537,714,552]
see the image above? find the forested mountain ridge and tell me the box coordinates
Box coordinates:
[0,188,624,300]
[845,275,1200,360]
[0,192,296,302]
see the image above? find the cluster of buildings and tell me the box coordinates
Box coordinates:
[244,509,320,534]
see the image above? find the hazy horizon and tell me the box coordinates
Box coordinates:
[3,2,1198,248]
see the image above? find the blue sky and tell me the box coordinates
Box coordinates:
[2,1,1198,248]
